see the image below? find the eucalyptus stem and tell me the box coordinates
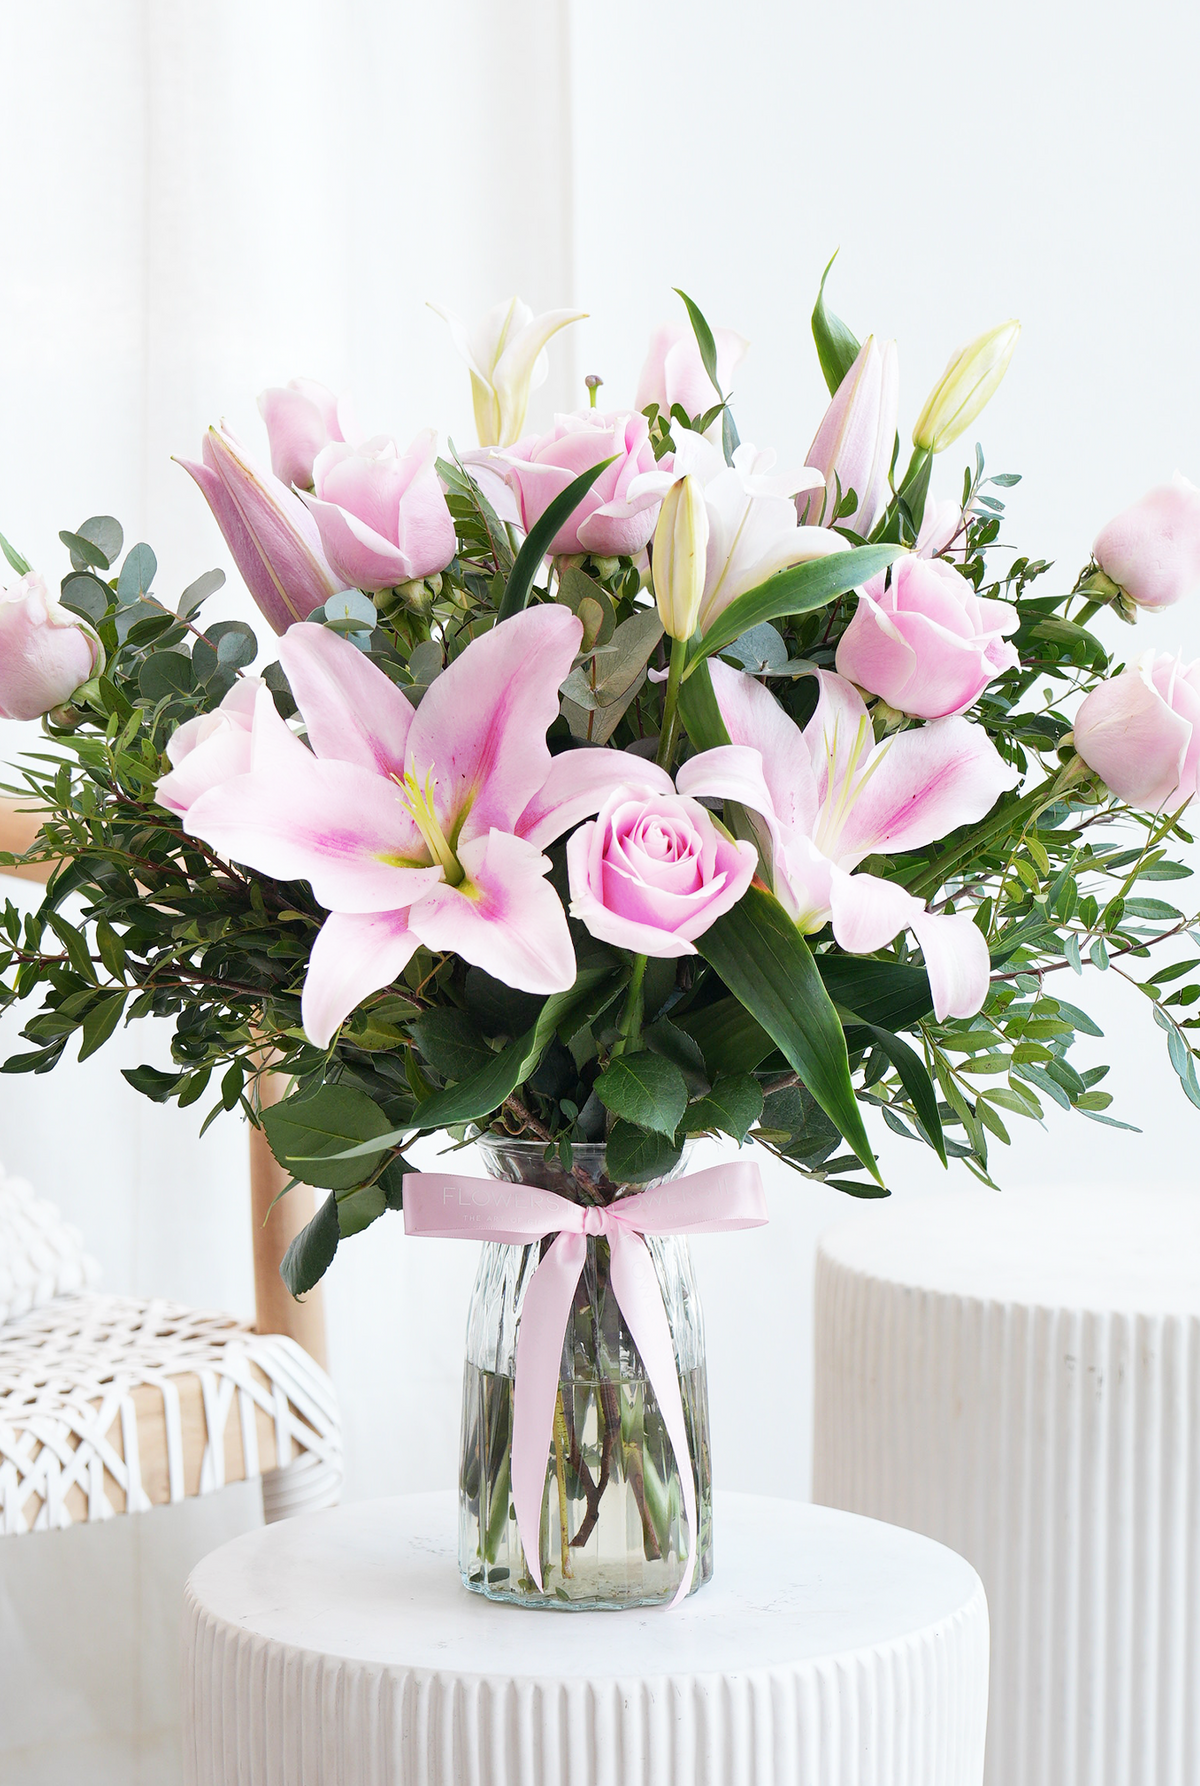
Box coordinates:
[655,636,688,771]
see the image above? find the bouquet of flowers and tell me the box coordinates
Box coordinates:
[2,268,1199,1298]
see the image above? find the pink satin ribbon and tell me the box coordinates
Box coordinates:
[403,1159,768,1606]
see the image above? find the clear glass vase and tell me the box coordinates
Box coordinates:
[458,1135,713,1609]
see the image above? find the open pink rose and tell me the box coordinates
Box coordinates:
[495,411,673,557]
[0,573,99,720]
[1073,651,1200,810]
[305,431,456,593]
[156,679,261,816]
[567,782,757,957]
[258,379,354,491]
[1092,473,1200,611]
[836,554,1019,719]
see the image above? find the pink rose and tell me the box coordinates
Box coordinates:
[496,411,673,557]
[0,573,99,720]
[1092,474,1200,611]
[1073,651,1200,810]
[635,322,749,425]
[566,784,757,957]
[257,378,355,491]
[836,554,1019,719]
[305,430,456,593]
[156,678,261,817]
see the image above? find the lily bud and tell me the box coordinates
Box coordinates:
[652,475,709,641]
[0,573,101,721]
[802,335,898,535]
[429,296,587,448]
[912,320,1020,453]
[177,425,340,634]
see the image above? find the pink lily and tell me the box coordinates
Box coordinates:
[182,607,656,1047]
[677,663,1019,1019]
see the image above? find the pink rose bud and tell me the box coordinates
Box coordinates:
[635,321,749,427]
[566,785,757,957]
[156,677,261,816]
[1073,651,1200,809]
[0,572,100,720]
[496,411,674,557]
[836,554,1019,719]
[257,379,354,491]
[178,425,340,634]
[1091,474,1200,611]
[304,430,457,594]
[801,335,898,537]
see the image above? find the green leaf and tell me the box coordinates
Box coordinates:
[280,1190,340,1296]
[642,1017,709,1095]
[179,568,225,617]
[78,991,126,1062]
[757,1082,841,1165]
[46,911,97,982]
[560,607,663,744]
[263,1083,395,1190]
[673,288,722,395]
[59,573,110,624]
[408,1008,494,1082]
[697,887,881,1182]
[75,516,124,568]
[58,529,110,572]
[677,656,731,752]
[686,546,901,672]
[817,953,934,1030]
[496,458,617,621]
[682,1073,763,1142]
[595,1050,688,1137]
[122,1063,186,1102]
[138,651,194,701]
[676,996,776,1075]
[605,1120,682,1185]
[812,251,862,396]
[117,543,157,603]
[335,1180,388,1239]
[1122,897,1183,920]
[0,530,31,576]
[849,1022,944,1165]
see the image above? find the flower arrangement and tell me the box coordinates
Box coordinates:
[2,269,1199,1307]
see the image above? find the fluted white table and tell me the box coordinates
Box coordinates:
[182,1488,988,1785]
[813,1185,1200,1786]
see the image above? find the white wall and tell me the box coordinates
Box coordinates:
[1,0,1198,1507]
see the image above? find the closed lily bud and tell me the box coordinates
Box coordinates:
[912,320,1020,453]
[802,335,898,535]
[177,424,340,634]
[0,573,101,720]
[652,475,709,641]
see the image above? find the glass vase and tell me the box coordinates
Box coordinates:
[458,1135,713,1609]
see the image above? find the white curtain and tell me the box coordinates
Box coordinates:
[1,0,1198,1505]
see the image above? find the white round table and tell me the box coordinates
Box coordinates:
[813,1185,1200,1786]
[182,1488,988,1785]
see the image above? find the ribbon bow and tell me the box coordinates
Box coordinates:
[403,1159,768,1605]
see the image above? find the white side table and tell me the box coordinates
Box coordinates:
[813,1186,1200,1786]
[182,1488,988,1786]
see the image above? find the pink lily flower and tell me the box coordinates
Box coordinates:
[677,663,1019,1019]
[181,607,652,1047]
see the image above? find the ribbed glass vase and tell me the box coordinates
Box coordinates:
[458,1135,713,1609]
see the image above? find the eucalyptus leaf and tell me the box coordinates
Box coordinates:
[118,542,157,603]
[75,516,124,568]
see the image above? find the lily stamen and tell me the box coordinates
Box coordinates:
[399,768,464,885]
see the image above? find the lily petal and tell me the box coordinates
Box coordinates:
[280,621,416,777]
[517,747,673,849]
[707,659,820,835]
[302,910,420,1048]
[909,909,992,1020]
[827,864,921,954]
[675,743,786,858]
[408,605,583,844]
[832,714,1018,865]
[411,829,576,994]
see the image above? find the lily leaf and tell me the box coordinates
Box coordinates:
[812,251,862,396]
[685,545,901,674]
[497,457,617,621]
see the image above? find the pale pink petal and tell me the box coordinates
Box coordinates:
[707,658,820,835]
[303,494,416,592]
[675,744,786,857]
[157,726,252,816]
[248,682,313,775]
[833,715,1018,865]
[185,757,440,913]
[909,909,991,1019]
[410,829,575,993]
[301,910,420,1049]
[408,605,583,844]
[280,621,415,777]
[805,671,875,801]
[770,832,835,928]
[517,748,673,848]
[827,865,920,954]
[566,823,698,957]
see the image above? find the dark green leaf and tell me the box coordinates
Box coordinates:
[78,991,126,1062]
[117,543,157,603]
[280,1190,340,1296]
[138,652,194,701]
[75,516,124,568]
[125,612,178,648]
[697,887,881,1182]
[122,1064,187,1102]
[757,1082,840,1166]
[335,1181,388,1238]
[595,1050,688,1137]
[409,1008,494,1081]
[812,251,862,396]
[605,1120,682,1184]
[497,458,617,621]
[59,529,110,572]
[682,1073,763,1142]
[59,573,110,623]
[643,1017,710,1095]
[264,1083,395,1189]
[677,656,731,751]
[687,546,902,671]
[673,288,722,394]
[817,954,934,1031]
[848,1022,944,1165]
[677,996,775,1075]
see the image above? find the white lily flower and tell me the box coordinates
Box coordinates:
[429,296,587,448]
